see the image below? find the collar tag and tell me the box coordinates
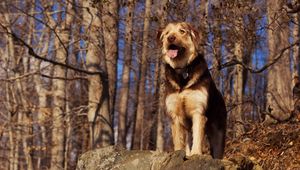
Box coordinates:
[182,72,189,79]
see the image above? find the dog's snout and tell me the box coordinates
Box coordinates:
[168,35,176,43]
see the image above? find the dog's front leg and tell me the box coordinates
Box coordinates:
[191,113,207,155]
[171,116,187,151]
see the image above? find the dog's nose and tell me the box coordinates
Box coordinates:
[168,35,176,43]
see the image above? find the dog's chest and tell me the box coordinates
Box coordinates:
[165,88,208,117]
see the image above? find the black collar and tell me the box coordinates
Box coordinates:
[171,54,203,79]
[174,67,189,79]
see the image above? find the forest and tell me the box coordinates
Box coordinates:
[0,0,299,169]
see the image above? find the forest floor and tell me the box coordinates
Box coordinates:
[225,121,300,170]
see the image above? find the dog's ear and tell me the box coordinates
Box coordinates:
[156,28,164,46]
[180,22,201,47]
[190,27,200,41]
[188,24,200,47]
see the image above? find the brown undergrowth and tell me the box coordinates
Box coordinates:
[225,122,300,170]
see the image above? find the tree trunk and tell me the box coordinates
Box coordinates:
[211,2,222,88]
[232,17,245,137]
[199,0,209,55]
[82,0,112,148]
[50,41,67,170]
[3,10,35,169]
[265,0,292,123]
[102,0,119,141]
[3,12,19,170]
[129,33,142,150]
[33,32,50,169]
[49,7,69,170]
[292,5,300,97]
[133,0,151,150]
[17,28,33,170]
[117,0,135,148]
[63,2,75,169]
[155,0,169,151]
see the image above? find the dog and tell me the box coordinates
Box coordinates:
[157,22,227,159]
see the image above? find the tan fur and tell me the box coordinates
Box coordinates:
[158,22,227,158]
[166,89,208,155]
[159,22,199,69]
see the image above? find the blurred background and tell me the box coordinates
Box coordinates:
[0,0,299,169]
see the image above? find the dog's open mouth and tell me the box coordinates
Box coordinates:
[167,44,185,59]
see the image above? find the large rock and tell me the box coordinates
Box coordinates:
[76,146,262,170]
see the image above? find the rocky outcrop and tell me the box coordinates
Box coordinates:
[76,146,262,170]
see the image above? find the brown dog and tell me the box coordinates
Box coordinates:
[157,22,227,159]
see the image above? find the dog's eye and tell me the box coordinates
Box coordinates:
[179,29,186,34]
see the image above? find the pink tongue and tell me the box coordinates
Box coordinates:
[167,49,178,58]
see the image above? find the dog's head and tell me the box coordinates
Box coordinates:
[157,22,200,68]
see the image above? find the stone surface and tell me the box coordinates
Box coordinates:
[76,146,262,170]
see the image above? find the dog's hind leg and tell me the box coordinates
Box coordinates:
[207,125,225,159]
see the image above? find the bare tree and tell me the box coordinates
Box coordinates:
[265,0,293,123]
[292,0,300,87]
[49,5,69,170]
[210,2,222,88]
[101,0,119,139]
[199,0,209,55]
[2,10,19,170]
[133,0,151,150]
[118,0,136,148]
[232,16,245,137]
[155,0,169,152]
[82,0,112,148]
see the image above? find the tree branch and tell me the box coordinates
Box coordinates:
[218,39,300,73]
[10,4,69,55]
[284,3,300,14]
[0,23,106,76]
